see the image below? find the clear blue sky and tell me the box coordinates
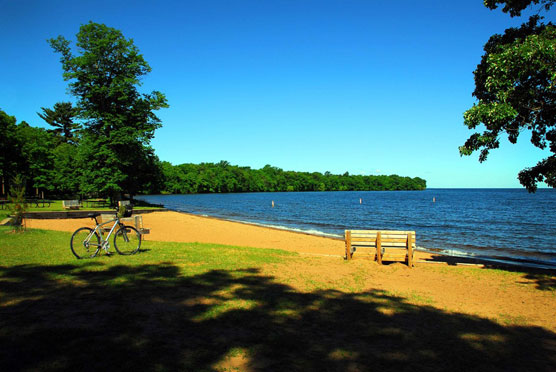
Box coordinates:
[1,0,553,188]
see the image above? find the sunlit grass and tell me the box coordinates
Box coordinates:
[0,227,294,272]
[0,200,163,214]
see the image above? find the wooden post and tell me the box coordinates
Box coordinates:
[407,233,414,268]
[345,230,352,260]
[376,231,382,265]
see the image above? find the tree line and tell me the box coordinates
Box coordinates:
[0,108,164,199]
[160,161,426,194]
[0,112,426,199]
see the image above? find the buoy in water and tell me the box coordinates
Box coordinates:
[359,198,362,204]
[272,200,275,208]
[433,197,436,203]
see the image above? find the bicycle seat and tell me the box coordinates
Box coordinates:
[88,213,101,218]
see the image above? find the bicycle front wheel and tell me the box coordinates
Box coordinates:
[70,227,101,259]
[114,225,141,255]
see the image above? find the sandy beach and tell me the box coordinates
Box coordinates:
[27,210,436,258]
[27,211,347,255]
[25,210,556,332]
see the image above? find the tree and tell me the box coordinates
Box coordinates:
[16,122,56,194]
[0,110,25,194]
[51,143,81,196]
[460,1,555,192]
[484,0,553,16]
[49,22,168,200]
[37,102,80,144]
[7,174,28,231]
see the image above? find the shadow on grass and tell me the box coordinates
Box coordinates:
[1,263,555,371]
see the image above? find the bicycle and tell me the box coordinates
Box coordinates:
[70,207,141,259]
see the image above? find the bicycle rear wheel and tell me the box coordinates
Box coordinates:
[70,227,101,259]
[114,225,141,255]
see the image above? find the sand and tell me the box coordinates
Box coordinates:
[25,210,556,331]
[26,210,432,258]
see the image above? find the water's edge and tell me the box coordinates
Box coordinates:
[164,207,556,271]
[138,190,556,270]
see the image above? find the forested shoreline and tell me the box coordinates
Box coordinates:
[160,161,426,194]
[0,112,426,198]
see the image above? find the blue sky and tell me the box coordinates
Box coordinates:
[1,0,553,188]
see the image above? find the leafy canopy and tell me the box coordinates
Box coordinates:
[460,1,555,192]
[484,0,554,16]
[49,22,168,198]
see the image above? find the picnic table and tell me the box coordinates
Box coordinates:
[1,199,53,209]
[26,199,53,208]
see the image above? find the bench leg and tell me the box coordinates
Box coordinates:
[376,232,382,265]
[345,230,352,260]
[407,233,414,268]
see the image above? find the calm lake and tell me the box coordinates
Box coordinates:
[137,189,556,268]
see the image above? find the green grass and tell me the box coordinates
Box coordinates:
[0,227,554,371]
[0,227,292,270]
[21,200,163,213]
[0,210,9,220]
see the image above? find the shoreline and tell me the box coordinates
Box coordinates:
[137,190,556,269]
[24,209,555,271]
[165,209,556,271]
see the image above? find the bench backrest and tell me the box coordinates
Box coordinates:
[345,230,416,266]
[63,200,80,209]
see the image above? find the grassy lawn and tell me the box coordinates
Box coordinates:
[22,200,163,213]
[0,200,162,223]
[1,227,555,371]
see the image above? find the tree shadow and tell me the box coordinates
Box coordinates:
[1,263,555,371]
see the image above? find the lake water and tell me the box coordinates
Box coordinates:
[137,189,556,268]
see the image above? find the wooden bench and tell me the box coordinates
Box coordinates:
[62,200,81,210]
[100,214,150,237]
[345,230,417,267]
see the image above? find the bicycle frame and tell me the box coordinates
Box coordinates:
[86,215,126,250]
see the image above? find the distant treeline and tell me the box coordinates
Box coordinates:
[160,161,426,194]
[1,110,425,198]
